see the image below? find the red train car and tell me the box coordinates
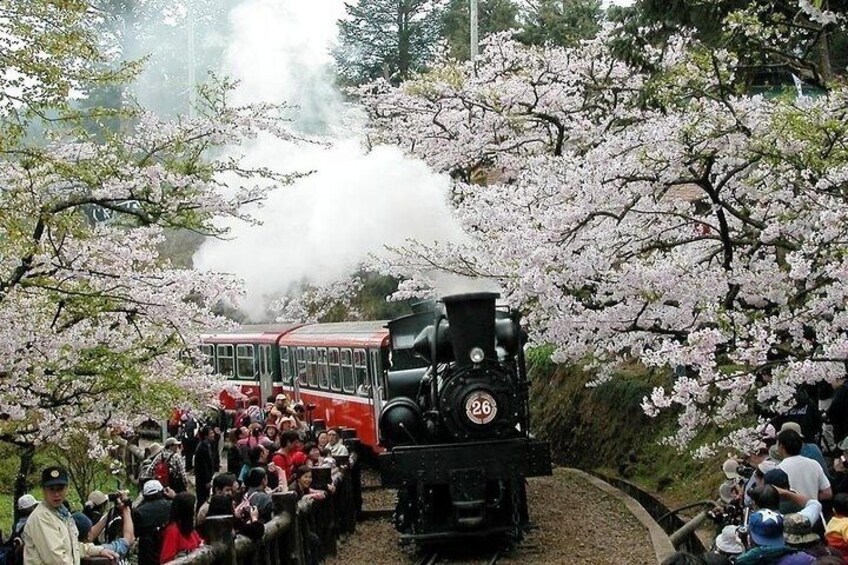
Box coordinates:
[200,321,392,451]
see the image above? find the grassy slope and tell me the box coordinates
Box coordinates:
[527,348,724,509]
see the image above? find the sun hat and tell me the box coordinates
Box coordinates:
[722,458,740,480]
[715,524,744,554]
[147,442,164,457]
[784,512,820,545]
[87,490,108,506]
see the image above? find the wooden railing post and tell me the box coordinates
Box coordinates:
[206,516,236,565]
[274,491,303,565]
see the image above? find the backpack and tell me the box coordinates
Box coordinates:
[153,453,171,487]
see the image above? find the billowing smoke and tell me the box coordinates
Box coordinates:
[192,0,466,320]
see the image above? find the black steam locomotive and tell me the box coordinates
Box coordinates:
[378,292,552,542]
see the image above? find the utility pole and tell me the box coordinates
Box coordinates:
[470,0,479,61]
[187,1,197,119]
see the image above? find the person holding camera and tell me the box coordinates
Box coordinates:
[22,466,129,564]
[132,480,174,565]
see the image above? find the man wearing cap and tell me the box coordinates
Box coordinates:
[149,437,188,493]
[777,429,832,501]
[735,508,815,564]
[780,422,830,479]
[23,466,123,564]
[11,495,38,541]
[132,480,173,565]
[137,442,164,485]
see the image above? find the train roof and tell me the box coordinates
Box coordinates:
[201,324,301,344]
[279,320,389,348]
[201,320,391,348]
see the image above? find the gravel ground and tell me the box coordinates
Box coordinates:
[327,468,657,565]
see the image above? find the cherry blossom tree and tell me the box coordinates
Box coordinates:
[359,1,848,451]
[0,0,296,500]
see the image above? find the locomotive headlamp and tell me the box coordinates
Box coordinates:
[469,347,485,364]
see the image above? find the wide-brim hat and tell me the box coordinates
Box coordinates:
[722,458,740,480]
[715,525,744,554]
[147,442,164,457]
[87,490,108,507]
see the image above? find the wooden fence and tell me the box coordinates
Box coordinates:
[82,452,361,565]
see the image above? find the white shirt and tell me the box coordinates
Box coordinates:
[778,455,831,499]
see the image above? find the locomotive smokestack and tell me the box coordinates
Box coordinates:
[443,292,498,368]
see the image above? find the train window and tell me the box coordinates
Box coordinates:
[216,345,234,377]
[306,347,317,387]
[316,348,329,390]
[200,344,214,367]
[258,345,271,377]
[280,347,293,385]
[328,348,341,391]
[236,345,255,379]
[341,349,354,393]
[296,347,307,386]
[354,349,369,396]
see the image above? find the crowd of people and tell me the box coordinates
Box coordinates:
[0,393,351,565]
[664,380,848,564]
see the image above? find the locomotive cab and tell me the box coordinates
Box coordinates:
[379,293,552,542]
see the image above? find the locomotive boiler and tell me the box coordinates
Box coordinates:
[378,292,552,542]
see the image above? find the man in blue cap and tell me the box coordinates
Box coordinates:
[22,465,125,564]
[735,508,815,564]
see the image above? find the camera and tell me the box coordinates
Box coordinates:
[736,465,754,480]
[107,490,129,505]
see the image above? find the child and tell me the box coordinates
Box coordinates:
[825,492,848,560]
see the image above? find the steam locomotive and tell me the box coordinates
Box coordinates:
[378,293,552,542]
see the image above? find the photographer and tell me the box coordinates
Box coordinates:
[132,480,173,565]
[208,495,264,542]
[73,492,135,560]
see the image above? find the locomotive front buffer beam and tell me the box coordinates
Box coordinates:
[379,438,552,487]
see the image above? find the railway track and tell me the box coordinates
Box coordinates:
[414,549,502,565]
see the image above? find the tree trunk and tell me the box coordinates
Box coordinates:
[13,445,35,524]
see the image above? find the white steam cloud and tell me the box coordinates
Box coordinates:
[193,0,466,320]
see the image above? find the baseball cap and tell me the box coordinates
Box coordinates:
[780,422,803,436]
[17,494,37,511]
[722,458,739,479]
[41,466,69,488]
[763,468,790,489]
[87,490,108,506]
[748,509,785,547]
[275,394,288,402]
[142,480,164,497]
[164,437,180,447]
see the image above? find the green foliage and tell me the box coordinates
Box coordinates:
[334,0,447,85]
[517,0,603,47]
[442,0,520,60]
